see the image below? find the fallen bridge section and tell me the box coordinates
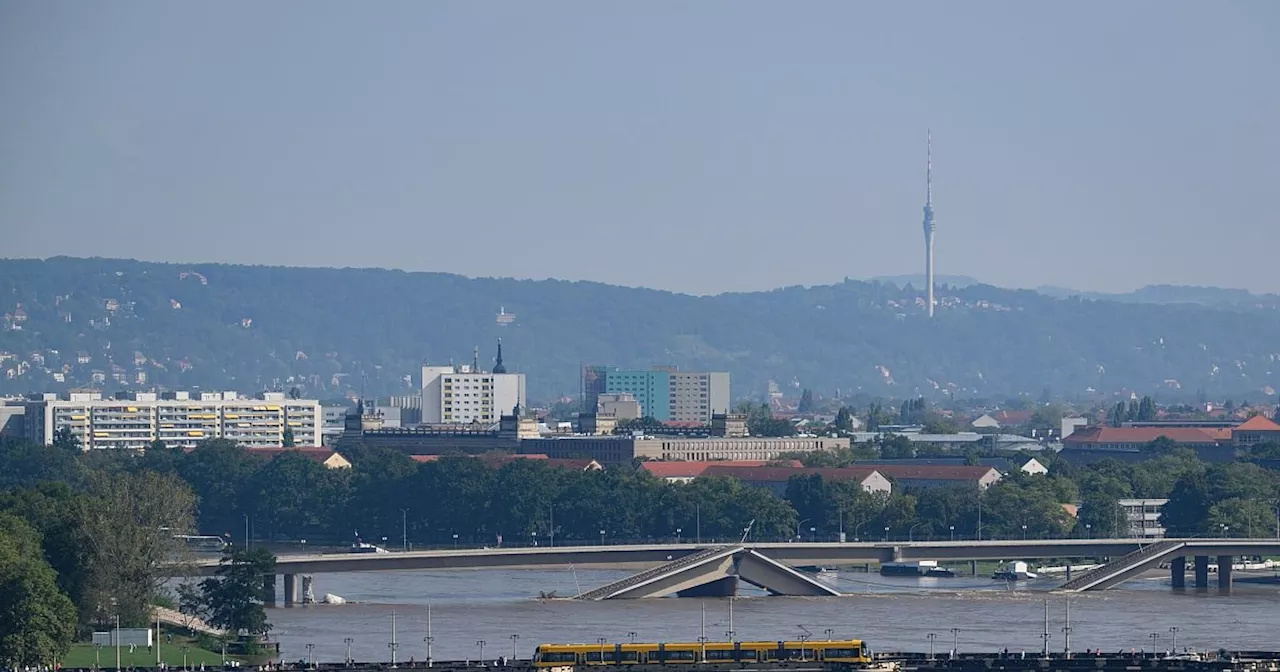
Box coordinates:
[1055,539,1280,592]
[574,546,841,600]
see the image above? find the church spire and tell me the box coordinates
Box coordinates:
[492,338,507,374]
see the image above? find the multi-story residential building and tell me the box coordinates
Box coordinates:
[1118,498,1168,538]
[586,365,729,423]
[420,342,525,425]
[22,390,321,450]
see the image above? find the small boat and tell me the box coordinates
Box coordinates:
[881,560,956,577]
[349,541,389,554]
[993,561,1038,581]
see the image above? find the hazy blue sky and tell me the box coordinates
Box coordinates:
[3,2,1277,294]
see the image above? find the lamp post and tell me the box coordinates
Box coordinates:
[182,646,189,671]
[389,609,400,668]
[511,634,520,660]
[1149,633,1161,653]
[883,526,890,542]
[1169,627,1179,651]
[115,613,121,671]
[796,518,810,541]
[949,525,955,541]
[1085,523,1091,539]
[344,638,354,666]
[824,628,835,641]
[597,637,608,663]
[477,640,487,664]
[676,528,682,544]
[1022,524,1028,540]
[425,601,435,667]
[951,628,961,658]
[908,522,924,542]
[696,502,701,544]
[452,533,459,549]
[599,529,606,546]
[927,633,937,660]
[305,644,314,669]
[400,508,409,551]
[628,632,637,644]
[810,526,817,542]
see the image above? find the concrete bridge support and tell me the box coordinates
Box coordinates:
[1170,556,1185,589]
[283,573,299,606]
[263,575,276,607]
[1217,556,1232,593]
[1194,556,1209,590]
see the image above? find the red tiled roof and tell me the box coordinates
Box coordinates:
[862,464,1000,481]
[1063,427,1227,445]
[698,465,882,483]
[641,460,803,479]
[994,410,1034,425]
[1235,415,1280,432]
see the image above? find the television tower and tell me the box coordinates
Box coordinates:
[922,130,936,318]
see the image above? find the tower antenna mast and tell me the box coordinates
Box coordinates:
[922,130,937,318]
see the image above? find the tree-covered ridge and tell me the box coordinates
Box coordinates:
[2,256,1279,401]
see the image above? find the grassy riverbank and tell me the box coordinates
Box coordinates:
[61,634,241,669]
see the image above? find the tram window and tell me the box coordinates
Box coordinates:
[705,650,736,661]
[618,651,639,663]
[779,648,809,660]
[824,648,860,659]
[664,651,696,662]
[538,652,577,664]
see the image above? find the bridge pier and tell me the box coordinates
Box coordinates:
[263,574,276,606]
[1170,556,1185,589]
[1217,556,1232,593]
[1194,556,1209,590]
[677,576,738,597]
[283,573,299,606]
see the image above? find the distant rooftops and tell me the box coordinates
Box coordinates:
[28,390,313,402]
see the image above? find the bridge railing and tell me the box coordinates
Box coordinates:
[1057,539,1184,591]
[575,545,739,600]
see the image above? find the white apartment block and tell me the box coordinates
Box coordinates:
[421,364,526,425]
[23,390,321,450]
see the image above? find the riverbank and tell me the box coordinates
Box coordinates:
[60,634,248,669]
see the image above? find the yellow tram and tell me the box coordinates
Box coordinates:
[533,639,873,667]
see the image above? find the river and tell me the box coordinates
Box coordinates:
[260,567,1280,662]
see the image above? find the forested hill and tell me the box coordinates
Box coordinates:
[2,256,1279,402]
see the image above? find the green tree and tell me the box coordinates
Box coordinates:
[282,427,295,447]
[52,427,80,453]
[0,513,77,667]
[980,475,1075,539]
[878,435,915,459]
[1161,472,1212,537]
[833,407,855,432]
[0,437,84,491]
[1207,498,1275,538]
[199,547,276,636]
[247,452,349,540]
[0,483,93,627]
[797,389,816,414]
[78,471,197,626]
